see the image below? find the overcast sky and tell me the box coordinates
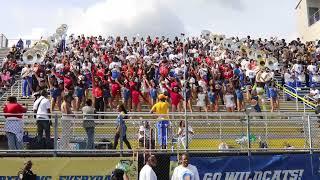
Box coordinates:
[0,0,298,40]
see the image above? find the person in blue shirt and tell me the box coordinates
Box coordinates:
[269,83,279,112]
[235,85,244,112]
[113,104,132,150]
[208,85,217,112]
[16,39,24,50]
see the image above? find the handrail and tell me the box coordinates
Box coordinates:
[10,79,21,96]
[275,82,316,111]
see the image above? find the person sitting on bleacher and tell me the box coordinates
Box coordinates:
[309,84,319,99]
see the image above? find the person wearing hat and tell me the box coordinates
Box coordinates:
[150,94,169,149]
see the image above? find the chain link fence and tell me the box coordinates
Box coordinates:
[0,112,319,154]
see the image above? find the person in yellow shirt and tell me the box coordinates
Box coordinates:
[150,94,170,149]
[150,94,169,116]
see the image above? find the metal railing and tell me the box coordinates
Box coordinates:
[10,79,22,96]
[0,112,320,156]
[276,82,315,112]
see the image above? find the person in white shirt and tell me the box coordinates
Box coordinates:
[177,121,194,149]
[33,90,51,144]
[291,61,303,77]
[139,154,158,180]
[171,153,200,180]
[307,62,317,75]
[21,64,33,98]
[309,84,320,98]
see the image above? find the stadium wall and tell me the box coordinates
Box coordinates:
[296,0,320,41]
[1,152,320,179]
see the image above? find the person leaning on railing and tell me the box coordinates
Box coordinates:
[3,96,27,150]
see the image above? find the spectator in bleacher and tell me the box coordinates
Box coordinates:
[3,96,27,150]
[269,83,279,112]
[16,39,24,50]
[33,90,51,145]
[309,84,319,99]
[21,64,33,98]
[82,99,96,149]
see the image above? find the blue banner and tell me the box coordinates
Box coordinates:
[171,154,320,180]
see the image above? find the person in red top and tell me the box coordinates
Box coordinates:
[111,79,121,110]
[222,64,234,80]
[130,85,149,112]
[165,86,183,112]
[92,77,104,113]
[3,96,27,150]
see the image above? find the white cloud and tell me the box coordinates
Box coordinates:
[49,0,185,38]
[2,0,296,41]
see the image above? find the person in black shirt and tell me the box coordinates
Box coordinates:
[18,160,36,180]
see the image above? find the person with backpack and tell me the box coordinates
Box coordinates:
[33,90,51,145]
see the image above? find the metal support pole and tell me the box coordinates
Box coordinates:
[54,114,58,157]
[219,115,222,140]
[120,116,124,157]
[182,34,188,151]
[246,115,251,156]
[303,96,306,115]
[307,115,313,154]
[295,89,298,111]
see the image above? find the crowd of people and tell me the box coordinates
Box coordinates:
[3,32,320,151]
[15,34,320,114]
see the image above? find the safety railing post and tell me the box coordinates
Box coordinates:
[219,115,222,140]
[307,115,313,154]
[303,96,306,114]
[54,114,58,157]
[246,114,251,156]
[120,116,124,157]
[295,89,298,111]
[185,113,189,151]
